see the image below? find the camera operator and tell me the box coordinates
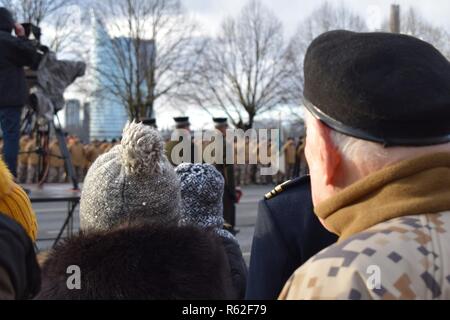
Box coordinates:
[0,8,45,177]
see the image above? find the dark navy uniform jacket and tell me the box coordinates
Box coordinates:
[245,176,338,300]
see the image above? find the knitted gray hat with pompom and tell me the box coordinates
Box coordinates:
[175,163,236,241]
[80,121,180,231]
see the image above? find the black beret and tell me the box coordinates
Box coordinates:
[304,30,450,146]
[213,117,228,125]
[141,117,157,128]
[173,117,190,125]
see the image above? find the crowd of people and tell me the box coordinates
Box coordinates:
[2,5,450,301]
[1,122,249,299]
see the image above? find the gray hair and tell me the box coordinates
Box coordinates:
[305,109,450,170]
[329,129,388,165]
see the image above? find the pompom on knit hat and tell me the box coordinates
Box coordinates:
[80,121,181,231]
[175,163,236,241]
[0,158,38,241]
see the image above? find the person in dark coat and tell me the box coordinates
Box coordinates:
[176,163,248,299]
[212,118,238,234]
[0,212,41,300]
[0,8,43,176]
[36,223,234,300]
[245,176,337,300]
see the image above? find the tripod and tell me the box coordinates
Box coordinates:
[20,104,79,190]
[17,35,86,190]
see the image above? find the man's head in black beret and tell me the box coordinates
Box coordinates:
[304,30,450,146]
[302,30,450,209]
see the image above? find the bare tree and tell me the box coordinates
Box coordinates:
[94,0,203,120]
[383,7,450,59]
[182,0,291,130]
[45,8,83,54]
[286,2,367,107]
[1,0,70,24]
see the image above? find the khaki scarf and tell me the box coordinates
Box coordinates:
[316,152,450,241]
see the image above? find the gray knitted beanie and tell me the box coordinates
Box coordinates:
[175,163,236,241]
[80,121,180,231]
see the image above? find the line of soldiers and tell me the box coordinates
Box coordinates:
[233,135,308,187]
[13,134,119,184]
[162,116,308,234]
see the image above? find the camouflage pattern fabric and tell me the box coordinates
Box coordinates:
[280,212,450,300]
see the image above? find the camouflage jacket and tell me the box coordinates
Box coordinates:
[280,153,450,300]
[279,212,450,300]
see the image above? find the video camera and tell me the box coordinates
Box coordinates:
[18,21,85,190]
[19,21,85,121]
[21,22,41,44]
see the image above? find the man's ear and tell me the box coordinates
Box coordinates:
[316,121,341,186]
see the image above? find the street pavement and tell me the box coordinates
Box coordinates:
[32,184,275,265]
[235,185,274,264]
